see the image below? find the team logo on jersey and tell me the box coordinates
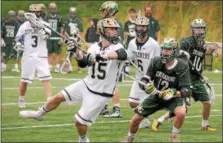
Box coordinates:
[193,49,204,57]
[156,71,176,82]
[132,51,150,59]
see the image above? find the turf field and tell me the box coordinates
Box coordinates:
[1,65,222,142]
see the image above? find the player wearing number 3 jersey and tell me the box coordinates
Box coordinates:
[19,18,127,142]
[15,4,52,108]
[127,15,160,128]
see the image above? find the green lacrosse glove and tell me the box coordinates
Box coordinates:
[160,88,177,100]
[144,82,158,95]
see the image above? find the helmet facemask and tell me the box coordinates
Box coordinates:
[160,38,178,64]
[135,25,148,39]
[192,27,206,48]
[102,27,119,44]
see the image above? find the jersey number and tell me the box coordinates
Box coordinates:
[137,59,143,71]
[91,63,107,80]
[6,28,15,37]
[158,79,169,90]
[31,36,38,48]
[192,56,202,71]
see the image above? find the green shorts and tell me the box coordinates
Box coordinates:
[191,80,210,102]
[134,95,186,118]
[2,44,13,58]
[47,39,61,54]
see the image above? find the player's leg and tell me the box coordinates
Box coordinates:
[103,88,121,118]
[192,80,216,131]
[125,96,160,142]
[75,84,109,142]
[36,58,52,100]
[11,47,20,72]
[20,80,83,120]
[47,40,53,72]
[170,105,186,142]
[1,44,11,72]
[128,82,150,128]
[19,57,35,108]
[54,40,61,73]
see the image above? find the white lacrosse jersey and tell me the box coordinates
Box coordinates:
[127,37,161,80]
[83,42,125,97]
[15,21,49,58]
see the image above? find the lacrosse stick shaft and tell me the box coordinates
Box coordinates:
[122,71,146,86]
[129,60,145,76]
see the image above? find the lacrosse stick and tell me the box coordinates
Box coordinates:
[60,51,73,74]
[24,12,87,54]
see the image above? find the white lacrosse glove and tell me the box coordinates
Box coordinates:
[178,50,190,60]
[13,42,24,52]
[65,37,79,52]
[1,38,6,47]
[86,52,97,65]
[38,28,51,40]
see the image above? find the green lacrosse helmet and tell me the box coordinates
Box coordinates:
[99,1,119,18]
[160,38,178,63]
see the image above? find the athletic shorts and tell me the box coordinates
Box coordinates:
[191,80,210,102]
[134,95,186,118]
[21,56,52,83]
[2,44,13,58]
[61,80,110,126]
[47,39,61,54]
[129,81,148,104]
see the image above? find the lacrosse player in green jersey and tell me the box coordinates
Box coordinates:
[125,38,192,142]
[45,2,64,72]
[1,10,19,72]
[152,19,216,132]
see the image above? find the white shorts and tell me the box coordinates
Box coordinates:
[129,81,148,104]
[21,56,52,83]
[61,80,110,126]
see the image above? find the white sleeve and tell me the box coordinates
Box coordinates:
[127,42,134,61]
[15,24,25,43]
[154,43,161,57]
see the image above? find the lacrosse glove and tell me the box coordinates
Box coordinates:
[159,88,177,100]
[144,82,159,96]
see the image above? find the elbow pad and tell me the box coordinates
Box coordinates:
[77,55,88,68]
[115,49,127,60]
[180,88,192,98]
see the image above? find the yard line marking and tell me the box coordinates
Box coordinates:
[2,76,222,85]
[1,114,221,130]
[1,95,222,106]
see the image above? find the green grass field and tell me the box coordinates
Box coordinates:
[1,64,222,142]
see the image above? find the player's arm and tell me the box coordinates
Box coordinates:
[101,48,127,61]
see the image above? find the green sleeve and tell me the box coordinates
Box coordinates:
[178,65,191,88]
[146,57,157,80]
[155,20,160,31]
[179,38,190,52]
[124,21,128,32]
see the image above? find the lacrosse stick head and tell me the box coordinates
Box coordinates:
[24,12,44,29]
[60,52,72,74]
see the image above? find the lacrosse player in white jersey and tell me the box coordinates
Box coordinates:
[128,15,161,128]
[19,18,127,142]
[16,4,52,108]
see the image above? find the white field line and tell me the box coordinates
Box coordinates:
[2,76,222,84]
[1,94,222,106]
[1,114,221,130]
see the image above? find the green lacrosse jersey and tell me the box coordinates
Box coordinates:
[180,36,206,81]
[45,14,63,39]
[116,19,124,41]
[2,20,19,44]
[146,57,191,91]
[64,17,83,36]
[124,20,136,46]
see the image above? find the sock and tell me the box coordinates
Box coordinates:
[172,126,180,136]
[157,116,165,123]
[113,103,120,108]
[15,64,19,69]
[49,64,52,71]
[202,119,208,127]
[2,63,6,69]
[37,106,49,116]
[79,134,88,140]
[56,64,60,70]
[128,131,135,137]
[19,96,25,101]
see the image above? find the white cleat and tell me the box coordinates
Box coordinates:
[139,118,151,129]
[18,100,26,108]
[78,138,90,143]
[54,68,60,73]
[19,110,43,121]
